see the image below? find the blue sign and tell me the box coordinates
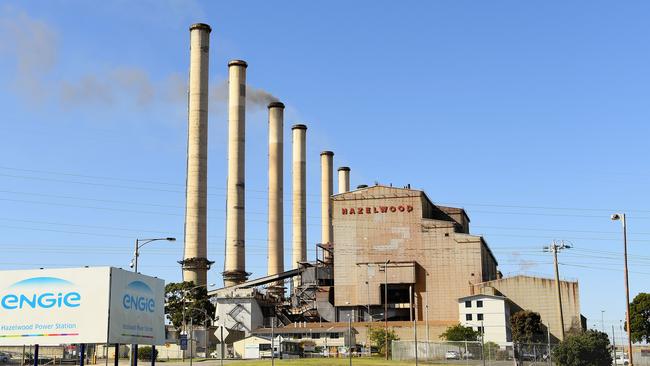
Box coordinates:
[179,335,188,350]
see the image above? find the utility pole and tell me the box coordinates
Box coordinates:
[612,213,634,366]
[612,325,617,362]
[543,240,571,341]
[602,310,606,333]
[546,322,551,366]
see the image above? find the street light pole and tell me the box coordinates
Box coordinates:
[131,237,176,366]
[348,315,352,366]
[271,317,275,366]
[612,213,634,366]
[384,265,389,360]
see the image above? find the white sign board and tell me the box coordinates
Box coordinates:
[0,267,165,346]
[0,267,111,345]
[214,326,230,342]
[107,268,165,345]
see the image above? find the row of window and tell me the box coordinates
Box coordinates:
[287,333,341,339]
[465,313,484,321]
[465,300,483,308]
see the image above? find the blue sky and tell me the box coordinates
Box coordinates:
[1,1,649,342]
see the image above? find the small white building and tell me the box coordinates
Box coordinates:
[458,294,512,343]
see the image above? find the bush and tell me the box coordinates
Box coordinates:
[137,346,158,361]
[553,330,612,366]
[368,327,399,356]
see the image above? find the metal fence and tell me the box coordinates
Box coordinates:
[392,341,557,366]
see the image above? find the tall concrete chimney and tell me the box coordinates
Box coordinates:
[320,151,334,251]
[181,23,213,286]
[338,166,350,194]
[223,59,249,287]
[292,124,307,270]
[267,102,285,291]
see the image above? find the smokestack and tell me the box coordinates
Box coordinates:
[320,152,334,261]
[292,124,307,271]
[181,23,213,286]
[267,102,284,292]
[223,59,249,287]
[338,166,350,194]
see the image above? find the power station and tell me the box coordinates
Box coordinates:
[176,23,585,356]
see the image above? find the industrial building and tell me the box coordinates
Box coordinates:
[173,22,585,354]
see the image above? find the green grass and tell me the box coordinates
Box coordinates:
[228,357,439,365]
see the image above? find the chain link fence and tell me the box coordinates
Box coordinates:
[392,341,557,366]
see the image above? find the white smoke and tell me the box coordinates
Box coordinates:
[0,7,279,111]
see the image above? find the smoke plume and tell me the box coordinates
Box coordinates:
[209,80,279,112]
[0,7,279,113]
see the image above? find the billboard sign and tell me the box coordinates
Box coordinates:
[0,267,111,345]
[107,268,165,345]
[0,267,165,346]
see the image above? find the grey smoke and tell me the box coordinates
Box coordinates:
[0,7,279,111]
[511,251,538,272]
[0,6,57,103]
[209,80,279,112]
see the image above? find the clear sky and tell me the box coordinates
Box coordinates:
[1,0,649,343]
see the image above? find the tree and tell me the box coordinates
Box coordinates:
[440,324,480,341]
[553,330,612,366]
[368,327,399,356]
[510,310,543,344]
[629,293,650,343]
[164,281,216,331]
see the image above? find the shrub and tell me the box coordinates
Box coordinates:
[137,346,158,361]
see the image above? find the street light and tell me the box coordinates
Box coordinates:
[131,237,176,273]
[611,213,634,366]
[130,237,175,366]
[181,283,215,363]
[186,307,215,366]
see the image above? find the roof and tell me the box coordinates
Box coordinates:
[332,184,457,223]
[477,274,579,286]
[254,327,349,335]
[458,294,507,301]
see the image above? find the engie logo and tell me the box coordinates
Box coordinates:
[0,277,81,310]
[122,281,155,313]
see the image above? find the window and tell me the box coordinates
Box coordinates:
[330,333,340,339]
[477,313,484,321]
[466,314,472,321]
[477,326,484,334]
[477,300,483,308]
[312,333,320,339]
[465,301,472,308]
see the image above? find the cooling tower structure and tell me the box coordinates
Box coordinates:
[267,102,285,294]
[320,151,334,262]
[181,23,213,286]
[338,166,350,194]
[223,60,249,287]
[292,124,307,271]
